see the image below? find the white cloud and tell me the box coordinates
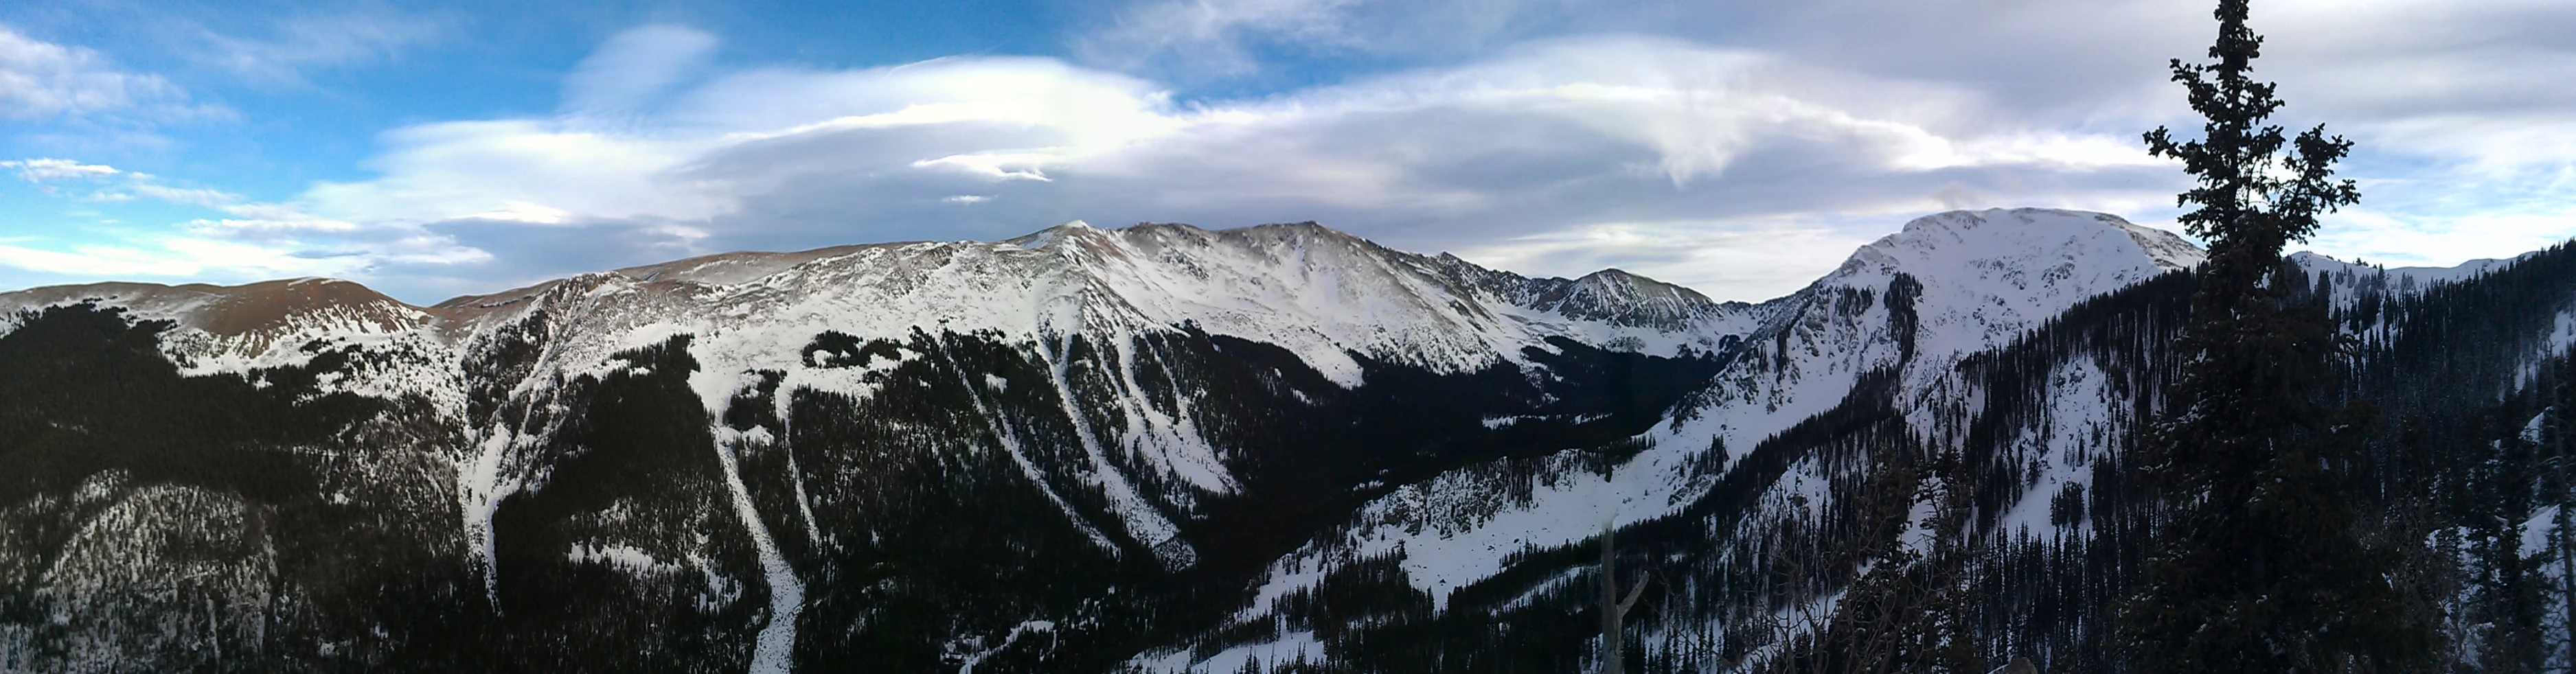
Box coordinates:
[194,12,446,86]
[459,201,575,224]
[1080,0,1373,75]
[0,237,343,279]
[2246,0,2576,170]
[262,32,2180,301]
[0,243,205,277]
[299,47,1189,230]
[912,152,1064,182]
[0,158,121,181]
[0,154,485,288]
[186,205,363,235]
[304,118,725,225]
[130,183,240,207]
[1448,218,1878,301]
[563,25,719,115]
[0,25,205,121]
[1073,0,1571,78]
[2301,162,2576,268]
[22,1,2576,303]
[0,161,253,207]
[1071,0,2576,180]
[0,207,486,287]
[2310,207,2576,270]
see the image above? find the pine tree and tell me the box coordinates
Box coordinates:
[2116,1,2430,671]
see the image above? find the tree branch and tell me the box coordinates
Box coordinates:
[1617,571,1650,615]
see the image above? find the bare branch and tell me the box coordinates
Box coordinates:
[1617,570,1650,614]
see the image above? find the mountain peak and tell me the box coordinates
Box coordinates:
[1563,268,1698,306]
[1573,267,1643,283]
[0,277,424,337]
[1005,219,1117,250]
[1876,208,2202,270]
[1810,207,2207,362]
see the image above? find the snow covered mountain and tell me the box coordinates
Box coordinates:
[1,207,2566,673]
[1136,207,2204,671]
[0,216,1748,671]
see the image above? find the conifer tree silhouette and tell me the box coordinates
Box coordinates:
[2118,1,2430,671]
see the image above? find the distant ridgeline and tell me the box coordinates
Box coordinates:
[0,209,2568,673]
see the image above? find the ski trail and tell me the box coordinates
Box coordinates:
[949,366,1119,554]
[465,378,572,611]
[464,430,510,608]
[709,420,804,673]
[776,399,825,549]
[1044,335,1183,562]
[1117,333,1234,494]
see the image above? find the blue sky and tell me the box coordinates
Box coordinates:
[3,0,2572,303]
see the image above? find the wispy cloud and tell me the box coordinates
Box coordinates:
[0,25,211,122]
[562,25,718,116]
[11,1,2575,303]
[0,151,486,286]
[193,12,446,86]
[254,32,2180,301]
[1445,218,1878,299]
[1077,0,1374,76]
[1071,0,1568,79]
[0,158,122,182]
[0,237,340,279]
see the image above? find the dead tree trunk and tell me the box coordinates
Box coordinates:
[1600,522,1650,674]
[2555,406,2576,666]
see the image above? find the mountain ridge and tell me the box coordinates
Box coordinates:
[0,209,2200,362]
[11,206,2560,673]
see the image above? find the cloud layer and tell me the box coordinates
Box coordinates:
[0,26,204,122]
[0,153,487,283]
[252,31,2191,301]
[2,1,2572,305]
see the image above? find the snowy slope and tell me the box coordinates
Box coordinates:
[0,277,433,369]
[1820,209,2202,364]
[0,277,467,417]
[2292,250,2530,292]
[43,205,2560,673]
[1704,208,2200,462]
[4,218,1764,673]
[0,208,2200,673]
[435,220,1746,388]
[429,219,1756,565]
[1140,209,2213,671]
[1141,212,2576,673]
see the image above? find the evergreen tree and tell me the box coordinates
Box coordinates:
[2117,1,2430,671]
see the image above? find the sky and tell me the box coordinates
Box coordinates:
[1,0,2571,304]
